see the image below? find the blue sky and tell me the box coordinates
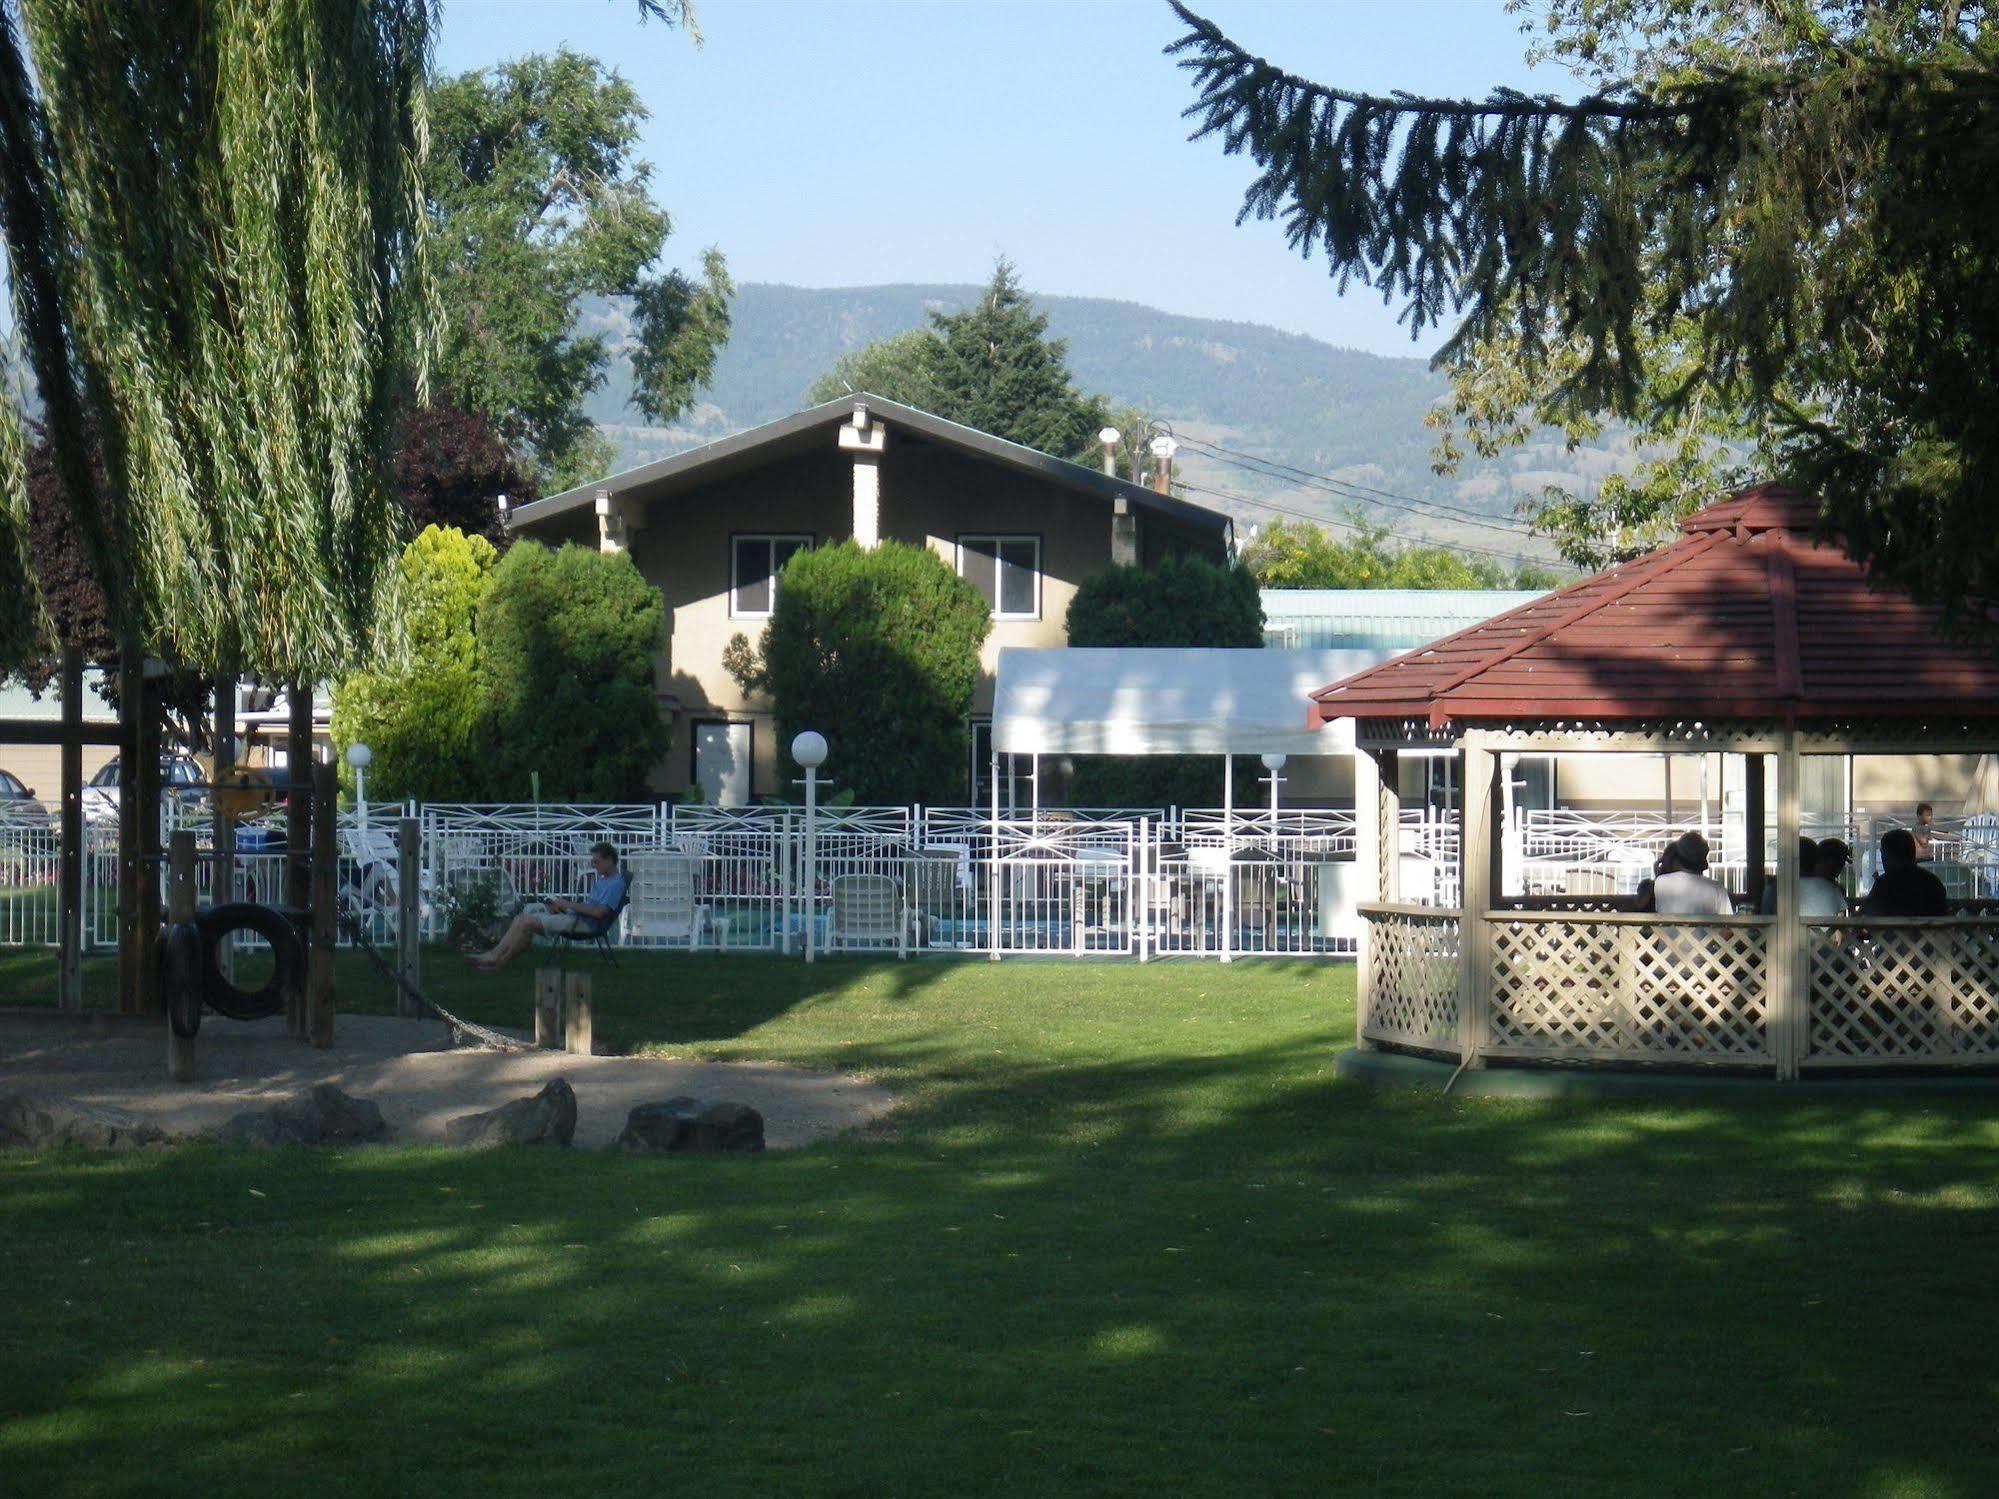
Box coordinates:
[434,1,1568,358]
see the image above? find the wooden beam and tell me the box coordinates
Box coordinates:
[285,681,312,912]
[1743,752,1768,911]
[167,830,197,1083]
[1456,739,1498,1068]
[116,640,143,1015]
[212,674,236,981]
[0,718,123,746]
[308,758,336,1049]
[395,817,421,1020]
[57,648,85,1014]
[1772,731,1804,1080]
[134,664,163,1016]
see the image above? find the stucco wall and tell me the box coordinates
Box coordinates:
[605,430,1225,800]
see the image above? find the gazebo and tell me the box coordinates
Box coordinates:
[1318,485,1999,1080]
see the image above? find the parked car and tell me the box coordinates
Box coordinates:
[0,769,51,833]
[82,753,208,825]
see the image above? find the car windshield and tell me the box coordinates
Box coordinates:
[0,771,24,796]
[89,762,120,788]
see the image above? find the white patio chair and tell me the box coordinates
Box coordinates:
[623,852,707,949]
[827,872,907,956]
[340,822,401,911]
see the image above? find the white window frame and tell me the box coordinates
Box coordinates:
[956,534,1041,621]
[729,533,812,619]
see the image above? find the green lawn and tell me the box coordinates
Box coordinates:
[2,948,1997,1497]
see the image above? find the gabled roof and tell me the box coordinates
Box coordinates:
[1309,483,1999,728]
[505,393,1232,536]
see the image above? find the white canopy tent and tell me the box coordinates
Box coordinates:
[989,647,1388,815]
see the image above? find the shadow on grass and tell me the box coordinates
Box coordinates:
[1,950,1996,1496]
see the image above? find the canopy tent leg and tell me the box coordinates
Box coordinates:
[989,738,1001,961]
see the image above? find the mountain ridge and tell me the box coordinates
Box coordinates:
[580,282,1608,559]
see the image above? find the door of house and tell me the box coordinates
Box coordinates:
[693,721,752,807]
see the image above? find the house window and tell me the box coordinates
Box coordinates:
[731,534,811,618]
[956,535,1040,620]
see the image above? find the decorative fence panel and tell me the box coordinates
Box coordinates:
[1485,912,1771,1064]
[1805,917,1999,1065]
[1358,903,1460,1050]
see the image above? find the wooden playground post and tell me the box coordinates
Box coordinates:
[564,970,593,1056]
[395,816,421,1019]
[533,968,561,1049]
[212,673,237,982]
[308,758,336,1048]
[167,829,197,1082]
[116,640,143,1014]
[57,647,85,1013]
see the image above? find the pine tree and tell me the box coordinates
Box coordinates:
[1168,2,1999,623]
[925,261,1111,458]
[808,261,1114,460]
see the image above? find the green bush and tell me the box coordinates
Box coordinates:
[332,525,496,802]
[476,542,669,801]
[1064,556,1265,808]
[1064,554,1265,648]
[737,540,990,805]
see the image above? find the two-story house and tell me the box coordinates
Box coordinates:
[503,394,1234,803]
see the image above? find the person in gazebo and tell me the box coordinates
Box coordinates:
[1862,829,1950,918]
[1651,830,1733,915]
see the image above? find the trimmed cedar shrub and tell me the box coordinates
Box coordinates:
[738,540,991,805]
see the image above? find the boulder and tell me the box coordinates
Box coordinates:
[443,1077,576,1148]
[0,1090,165,1150]
[219,1084,388,1147]
[617,1096,765,1154]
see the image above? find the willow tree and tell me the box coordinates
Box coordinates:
[1168,2,1999,622]
[0,0,435,683]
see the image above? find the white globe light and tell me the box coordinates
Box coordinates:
[345,742,373,770]
[1097,426,1121,447]
[791,730,829,769]
[1148,434,1178,459]
[1260,752,1288,771]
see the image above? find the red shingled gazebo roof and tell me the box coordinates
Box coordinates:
[1309,483,1999,729]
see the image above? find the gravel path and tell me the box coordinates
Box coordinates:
[0,1009,896,1149]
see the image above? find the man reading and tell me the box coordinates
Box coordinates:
[468,841,630,972]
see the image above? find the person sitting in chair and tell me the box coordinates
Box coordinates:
[467,841,629,972]
[1861,828,1950,918]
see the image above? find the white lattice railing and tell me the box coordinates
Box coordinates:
[1360,902,1461,1050]
[1805,917,1999,1066]
[1485,912,1771,1065]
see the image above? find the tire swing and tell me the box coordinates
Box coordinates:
[194,902,306,1022]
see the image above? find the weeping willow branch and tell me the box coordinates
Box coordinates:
[0,0,436,682]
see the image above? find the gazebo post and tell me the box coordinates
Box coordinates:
[1771,730,1805,1080]
[1354,745,1399,1051]
[1743,753,1768,911]
[1455,735,1498,1068]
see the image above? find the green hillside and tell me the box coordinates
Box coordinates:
[580,283,1602,560]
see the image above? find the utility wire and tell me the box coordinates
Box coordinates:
[1175,478,1560,571]
[1174,433,1539,537]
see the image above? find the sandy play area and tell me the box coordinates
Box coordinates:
[0,1009,896,1149]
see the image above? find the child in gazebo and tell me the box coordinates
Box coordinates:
[1652,831,1733,915]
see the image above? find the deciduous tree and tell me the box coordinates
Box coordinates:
[426,48,731,487]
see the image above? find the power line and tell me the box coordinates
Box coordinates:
[1174,433,1539,537]
[1175,478,1561,572]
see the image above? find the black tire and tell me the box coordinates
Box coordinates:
[160,921,204,1039]
[195,901,303,1021]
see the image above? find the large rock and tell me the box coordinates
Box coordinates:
[443,1077,576,1148]
[617,1096,765,1154]
[0,1090,165,1150]
[219,1084,389,1147]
